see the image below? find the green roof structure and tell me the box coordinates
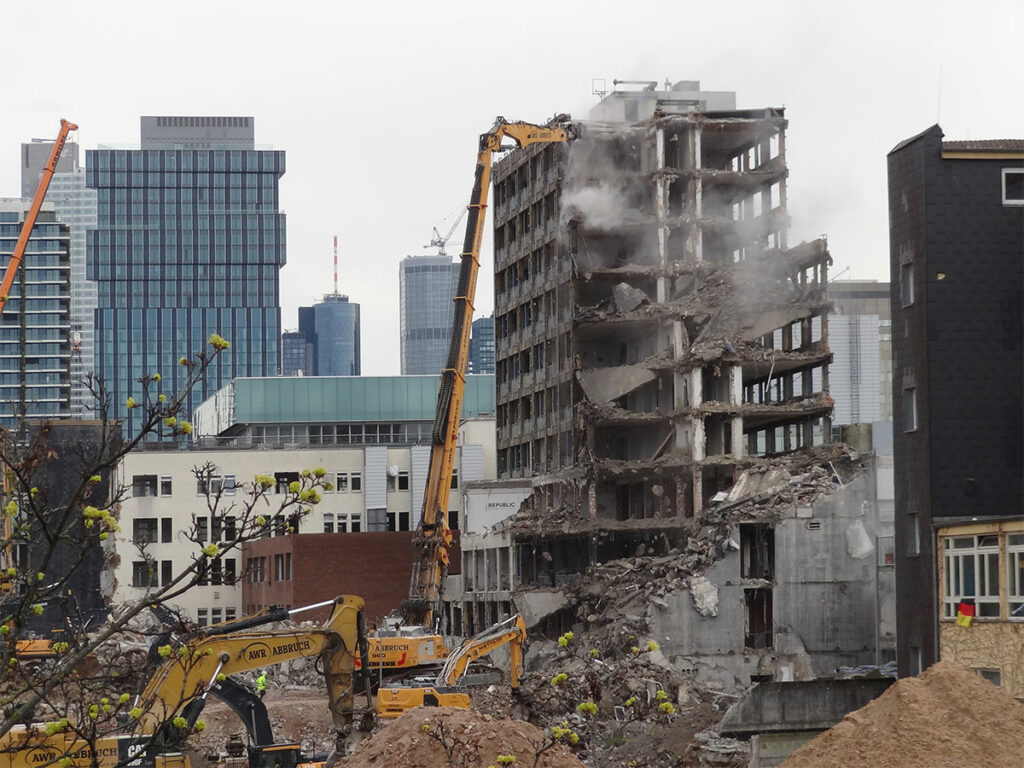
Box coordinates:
[194,375,495,435]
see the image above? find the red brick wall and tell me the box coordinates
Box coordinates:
[241,532,460,626]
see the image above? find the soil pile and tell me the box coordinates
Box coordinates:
[339,706,584,768]
[781,662,1024,768]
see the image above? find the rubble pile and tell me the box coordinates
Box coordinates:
[515,640,726,767]
[781,662,1024,768]
[340,706,585,768]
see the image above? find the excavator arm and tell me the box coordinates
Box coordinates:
[436,614,526,687]
[403,117,574,629]
[375,614,528,719]
[137,596,372,756]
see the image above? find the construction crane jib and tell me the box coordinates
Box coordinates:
[0,119,77,309]
[402,116,575,630]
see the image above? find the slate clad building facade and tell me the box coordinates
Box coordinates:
[887,126,1024,677]
[86,117,285,435]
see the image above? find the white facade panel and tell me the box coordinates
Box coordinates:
[363,446,388,510]
[410,445,431,528]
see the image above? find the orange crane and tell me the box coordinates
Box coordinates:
[0,119,76,620]
[0,119,77,309]
[400,116,574,630]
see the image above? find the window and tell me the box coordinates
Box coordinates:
[224,559,236,585]
[225,608,236,621]
[907,512,920,556]
[197,608,208,627]
[224,516,237,542]
[398,471,409,491]
[943,535,1001,618]
[336,472,348,492]
[275,472,299,494]
[351,472,362,492]
[451,470,459,490]
[1002,168,1024,205]
[900,262,914,306]
[1008,533,1024,619]
[247,556,267,583]
[132,475,158,497]
[323,513,334,534]
[133,518,158,544]
[274,553,292,581]
[975,668,1002,686]
[903,387,917,432]
[132,561,157,588]
[909,646,921,675]
[197,517,209,542]
[211,474,237,495]
[211,608,222,625]
[161,518,172,543]
[160,476,173,496]
[161,560,172,586]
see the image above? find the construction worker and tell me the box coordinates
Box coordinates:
[256,671,267,699]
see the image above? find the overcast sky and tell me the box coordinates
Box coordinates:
[2,0,1021,375]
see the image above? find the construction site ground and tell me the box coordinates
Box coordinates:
[187,677,729,768]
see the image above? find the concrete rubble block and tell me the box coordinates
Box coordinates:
[844,518,874,559]
[515,589,570,629]
[688,575,720,617]
[611,282,650,313]
[726,467,793,504]
[578,364,657,403]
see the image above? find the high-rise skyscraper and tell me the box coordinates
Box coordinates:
[86,116,285,435]
[399,254,458,375]
[469,314,494,374]
[0,204,72,429]
[827,280,892,426]
[292,294,361,376]
[21,140,97,417]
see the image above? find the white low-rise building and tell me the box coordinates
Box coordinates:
[113,375,495,623]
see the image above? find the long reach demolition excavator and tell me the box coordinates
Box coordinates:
[366,118,575,677]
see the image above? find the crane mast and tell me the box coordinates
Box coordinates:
[402,117,574,629]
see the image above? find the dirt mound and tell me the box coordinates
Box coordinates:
[781,662,1024,768]
[339,707,584,768]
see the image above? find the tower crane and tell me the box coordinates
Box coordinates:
[422,208,467,258]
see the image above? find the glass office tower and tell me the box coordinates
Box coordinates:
[294,294,360,376]
[0,205,72,430]
[469,314,494,374]
[399,254,458,375]
[86,117,285,435]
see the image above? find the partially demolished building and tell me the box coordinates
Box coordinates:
[445,89,889,687]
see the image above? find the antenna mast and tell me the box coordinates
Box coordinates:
[333,235,339,295]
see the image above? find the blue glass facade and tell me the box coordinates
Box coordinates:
[85,147,285,434]
[0,210,72,429]
[399,255,458,375]
[313,295,360,376]
[293,296,360,375]
[469,314,495,374]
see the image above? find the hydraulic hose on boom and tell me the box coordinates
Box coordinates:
[401,116,575,629]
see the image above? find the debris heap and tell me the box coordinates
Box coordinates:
[781,662,1024,768]
[339,707,584,768]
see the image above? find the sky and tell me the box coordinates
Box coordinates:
[2,0,1021,375]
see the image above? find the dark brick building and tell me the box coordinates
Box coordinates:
[887,126,1024,677]
[241,532,460,626]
